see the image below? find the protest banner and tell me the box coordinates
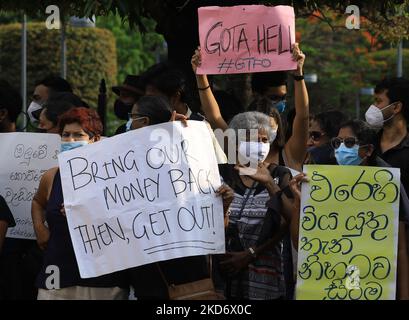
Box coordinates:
[58,121,225,278]
[197,5,297,75]
[0,133,60,239]
[295,165,400,300]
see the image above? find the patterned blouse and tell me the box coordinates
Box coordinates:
[219,164,287,300]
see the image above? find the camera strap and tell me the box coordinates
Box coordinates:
[237,181,258,219]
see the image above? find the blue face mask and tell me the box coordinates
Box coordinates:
[272,100,286,113]
[125,119,133,132]
[335,143,362,166]
[60,141,89,153]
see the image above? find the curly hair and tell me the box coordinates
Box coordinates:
[58,107,102,138]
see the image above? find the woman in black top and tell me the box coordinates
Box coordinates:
[290,120,409,300]
[32,107,128,300]
[125,95,234,299]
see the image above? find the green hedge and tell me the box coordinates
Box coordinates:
[0,22,117,110]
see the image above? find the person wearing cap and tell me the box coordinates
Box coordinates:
[112,75,144,135]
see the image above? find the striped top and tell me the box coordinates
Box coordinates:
[219,164,285,300]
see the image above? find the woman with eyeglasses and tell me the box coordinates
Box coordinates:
[123,95,234,299]
[32,107,129,300]
[305,110,348,165]
[292,120,409,299]
[332,120,390,166]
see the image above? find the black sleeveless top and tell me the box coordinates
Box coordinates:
[36,170,127,289]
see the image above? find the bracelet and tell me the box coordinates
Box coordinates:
[293,74,304,81]
[198,85,211,91]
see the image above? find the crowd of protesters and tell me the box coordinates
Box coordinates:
[0,41,409,300]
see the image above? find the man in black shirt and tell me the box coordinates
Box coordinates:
[366,77,409,193]
[0,196,15,253]
[0,80,42,300]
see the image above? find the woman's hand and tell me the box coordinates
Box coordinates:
[191,47,202,74]
[219,251,252,275]
[289,173,309,202]
[216,184,234,214]
[36,224,50,250]
[169,110,188,126]
[235,162,274,186]
[290,42,305,76]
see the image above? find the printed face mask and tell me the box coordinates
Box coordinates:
[27,101,43,126]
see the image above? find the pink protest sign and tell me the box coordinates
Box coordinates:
[197,5,297,75]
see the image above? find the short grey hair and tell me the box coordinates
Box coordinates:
[229,111,276,142]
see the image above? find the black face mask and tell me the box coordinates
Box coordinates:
[114,99,134,120]
[308,143,337,165]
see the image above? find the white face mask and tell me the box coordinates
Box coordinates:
[238,141,270,165]
[270,129,278,144]
[125,119,133,132]
[365,103,396,128]
[27,101,43,126]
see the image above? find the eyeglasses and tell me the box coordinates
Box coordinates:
[128,112,148,121]
[309,131,325,141]
[331,137,360,149]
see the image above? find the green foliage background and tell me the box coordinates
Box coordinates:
[96,14,165,84]
[0,22,117,110]
[296,15,408,118]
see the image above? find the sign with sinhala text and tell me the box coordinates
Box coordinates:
[58,121,225,278]
[0,133,60,239]
[197,5,297,75]
[296,165,400,300]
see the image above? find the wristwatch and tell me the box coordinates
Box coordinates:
[293,74,304,81]
[248,247,257,259]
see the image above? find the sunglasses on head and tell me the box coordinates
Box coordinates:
[331,137,361,149]
[309,131,325,141]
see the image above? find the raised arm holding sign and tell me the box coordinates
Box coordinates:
[191,40,309,171]
[197,5,297,75]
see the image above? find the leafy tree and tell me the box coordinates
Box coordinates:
[96,14,165,83]
[296,11,408,118]
[2,0,408,120]
[2,0,408,71]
